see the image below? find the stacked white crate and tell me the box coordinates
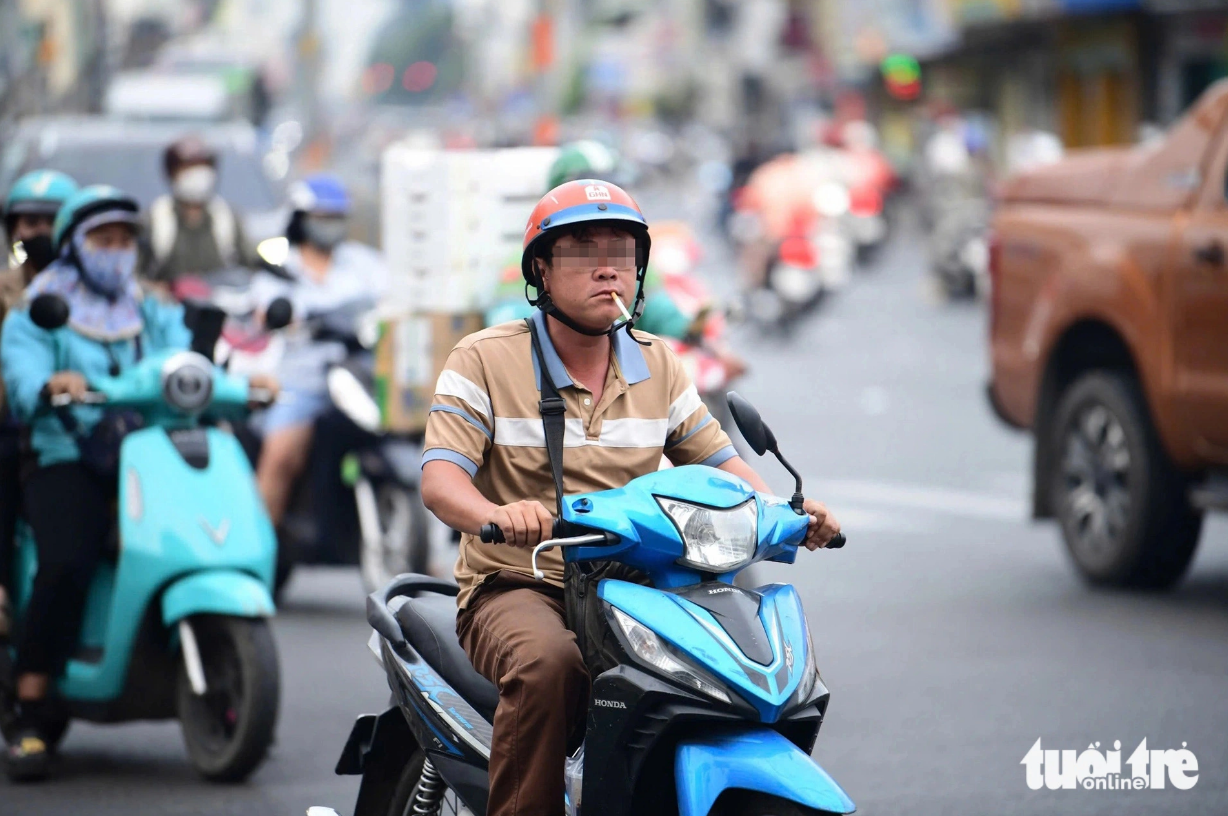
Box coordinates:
[381,145,559,313]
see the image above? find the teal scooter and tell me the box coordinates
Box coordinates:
[1,294,290,782]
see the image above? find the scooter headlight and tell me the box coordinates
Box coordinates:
[161,352,215,414]
[610,607,730,704]
[658,497,758,572]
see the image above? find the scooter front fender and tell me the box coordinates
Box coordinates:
[161,569,275,626]
[675,728,855,816]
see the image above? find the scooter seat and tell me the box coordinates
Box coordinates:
[393,593,499,722]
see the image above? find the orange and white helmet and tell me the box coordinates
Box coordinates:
[520,179,651,289]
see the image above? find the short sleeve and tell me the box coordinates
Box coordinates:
[422,343,494,478]
[661,347,736,468]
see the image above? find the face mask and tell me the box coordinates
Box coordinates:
[172,165,218,204]
[303,216,348,250]
[17,234,56,272]
[73,231,137,298]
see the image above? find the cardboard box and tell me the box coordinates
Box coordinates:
[374,311,485,434]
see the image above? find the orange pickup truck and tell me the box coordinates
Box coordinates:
[988,81,1228,589]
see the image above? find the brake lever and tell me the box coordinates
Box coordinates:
[531,534,617,580]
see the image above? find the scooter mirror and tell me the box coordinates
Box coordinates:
[726,391,777,456]
[29,293,70,331]
[187,303,227,363]
[265,297,294,331]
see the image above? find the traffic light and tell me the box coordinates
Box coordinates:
[881,53,921,101]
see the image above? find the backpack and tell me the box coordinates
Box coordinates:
[148,194,238,268]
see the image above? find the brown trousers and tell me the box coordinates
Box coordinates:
[456,571,589,816]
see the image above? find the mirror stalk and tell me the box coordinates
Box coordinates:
[771,446,806,515]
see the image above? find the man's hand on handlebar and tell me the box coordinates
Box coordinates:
[802,498,842,550]
[43,371,88,402]
[485,500,554,549]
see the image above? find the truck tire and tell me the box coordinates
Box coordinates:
[1048,371,1203,589]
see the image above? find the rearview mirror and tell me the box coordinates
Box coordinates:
[29,293,70,331]
[726,391,776,456]
[265,297,294,331]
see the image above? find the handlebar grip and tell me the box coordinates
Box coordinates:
[248,387,277,406]
[826,532,847,549]
[479,523,506,544]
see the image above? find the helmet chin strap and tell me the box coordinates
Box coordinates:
[536,268,651,346]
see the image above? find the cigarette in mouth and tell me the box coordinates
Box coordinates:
[611,292,633,323]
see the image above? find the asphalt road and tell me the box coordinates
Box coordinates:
[4,196,1225,816]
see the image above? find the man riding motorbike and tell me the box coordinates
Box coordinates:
[0,171,79,655]
[0,185,195,780]
[144,135,256,285]
[250,174,389,532]
[420,179,841,816]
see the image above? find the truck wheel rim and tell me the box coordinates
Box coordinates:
[1061,404,1131,562]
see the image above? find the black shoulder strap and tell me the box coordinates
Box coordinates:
[526,318,566,518]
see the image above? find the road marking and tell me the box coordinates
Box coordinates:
[811,478,1028,522]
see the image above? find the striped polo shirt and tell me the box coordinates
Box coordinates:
[423,310,736,608]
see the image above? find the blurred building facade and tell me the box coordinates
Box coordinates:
[921,1,1228,150]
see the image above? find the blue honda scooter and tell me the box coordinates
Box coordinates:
[316,392,855,816]
[0,294,289,782]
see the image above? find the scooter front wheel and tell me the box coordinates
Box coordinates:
[176,615,280,782]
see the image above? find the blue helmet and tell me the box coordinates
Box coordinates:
[52,185,140,253]
[288,174,351,216]
[4,170,79,227]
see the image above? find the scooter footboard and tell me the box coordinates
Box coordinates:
[675,728,855,816]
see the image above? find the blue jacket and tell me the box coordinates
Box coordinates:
[1,297,191,466]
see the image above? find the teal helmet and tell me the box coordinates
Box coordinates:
[3,170,78,232]
[547,140,620,190]
[52,184,140,253]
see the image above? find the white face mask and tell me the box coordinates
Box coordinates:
[172,165,218,204]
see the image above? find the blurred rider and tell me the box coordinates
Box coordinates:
[144,135,255,285]
[250,174,388,530]
[0,170,78,651]
[0,186,192,781]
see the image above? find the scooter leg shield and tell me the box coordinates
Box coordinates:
[675,728,855,816]
[161,570,275,626]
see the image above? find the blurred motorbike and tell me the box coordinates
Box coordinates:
[732,154,855,331]
[1,294,283,782]
[172,275,430,594]
[925,174,991,299]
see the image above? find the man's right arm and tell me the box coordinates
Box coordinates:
[420,342,554,548]
[421,461,553,548]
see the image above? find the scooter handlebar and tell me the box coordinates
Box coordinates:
[479,523,505,544]
[826,532,847,549]
[48,391,107,408]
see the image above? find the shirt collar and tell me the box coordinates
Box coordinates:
[530,310,650,389]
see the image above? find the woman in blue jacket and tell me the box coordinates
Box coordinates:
[0,186,191,781]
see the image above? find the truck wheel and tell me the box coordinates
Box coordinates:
[177,615,280,782]
[1048,371,1203,589]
